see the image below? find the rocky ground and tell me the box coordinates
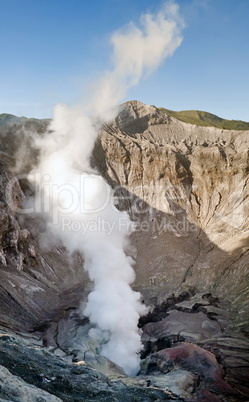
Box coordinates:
[0,102,248,400]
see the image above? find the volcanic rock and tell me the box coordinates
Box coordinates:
[0,101,249,400]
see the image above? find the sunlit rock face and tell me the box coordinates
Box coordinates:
[0,103,249,400]
[96,101,249,325]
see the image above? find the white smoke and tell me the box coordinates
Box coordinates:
[89,1,184,120]
[30,1,184,376]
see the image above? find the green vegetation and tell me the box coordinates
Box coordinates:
[1,108,249,131]
[159,108,249,130]
[0,113,25,126]
[0,114,50,133]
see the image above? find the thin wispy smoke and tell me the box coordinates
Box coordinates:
[30,1,184,376]
[89,1,184,120]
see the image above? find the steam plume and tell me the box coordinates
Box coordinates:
[31,2,183,375]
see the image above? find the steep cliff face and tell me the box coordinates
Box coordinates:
[0,103,249,400]
[95,101,249,327]
[0,121,89,332]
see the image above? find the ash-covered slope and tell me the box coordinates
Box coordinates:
[0,102,249,400]
[96,101,249,325]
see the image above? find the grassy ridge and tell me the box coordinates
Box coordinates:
[159,108,249,130]
[1,109,249,131]
[0,113,50,132]
[0,113,26,126]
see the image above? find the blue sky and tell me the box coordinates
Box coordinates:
[0,0,248,121]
